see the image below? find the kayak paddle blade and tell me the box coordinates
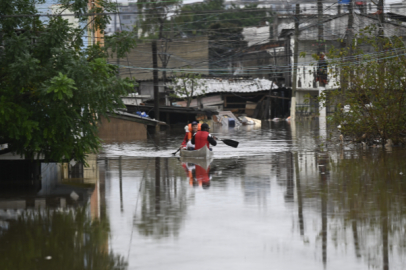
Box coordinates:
[221,139,239,148]
[172,148,181,155]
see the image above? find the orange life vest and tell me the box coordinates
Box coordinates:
[187,123,201,140]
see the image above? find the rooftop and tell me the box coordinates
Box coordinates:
[168,78,278,97]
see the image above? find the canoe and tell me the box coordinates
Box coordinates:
[180,157,213,170]
[180,146,213,159]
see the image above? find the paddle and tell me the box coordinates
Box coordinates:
[173,138,239,154]
[172,147,181,155]
[218,138,239,148]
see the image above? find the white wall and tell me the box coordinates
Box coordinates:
[50,4,79,28]
[242,26,270,47]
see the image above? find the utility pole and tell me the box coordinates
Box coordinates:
[317,0,327,139]
[377,0,385,82]
[346,0,354,51]
[343,0,354,94]
[318,0,324,54]
[378,0,384,46]
[152,40,160,131]
[290,4,300,121]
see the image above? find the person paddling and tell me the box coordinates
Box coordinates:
[191,123,217,150]
[181,121,201,150]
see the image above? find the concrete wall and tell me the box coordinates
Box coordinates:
[98,116,147,142]
[138,81,165,98]
[109,36,209,80]
[243,26,270,47]
[37,163,62,195]
[231,40,289,83]
[290,40,340,95]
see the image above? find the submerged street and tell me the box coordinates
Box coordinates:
[4,1,406,269]
[2,121,406,269]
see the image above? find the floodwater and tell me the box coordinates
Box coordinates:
[2,120,406,270]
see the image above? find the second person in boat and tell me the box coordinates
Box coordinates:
[181,121,201,150]
[191,123,217,151]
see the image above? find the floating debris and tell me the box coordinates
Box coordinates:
[70,191,79,201]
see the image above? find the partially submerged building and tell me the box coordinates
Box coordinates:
[167,77,290,119]
[279,12,406,116]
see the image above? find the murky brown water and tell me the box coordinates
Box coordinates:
[1,120,406,269]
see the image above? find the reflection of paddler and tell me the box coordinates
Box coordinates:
[195,164,210,189]
[181,163,196,186]
[182,162,211,189]
[181,121,201,149]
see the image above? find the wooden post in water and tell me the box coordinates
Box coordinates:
[294,152,304,236]
[119,156,123,212]
[155,157,161,213]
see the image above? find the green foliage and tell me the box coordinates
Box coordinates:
[0,0,137,162]
[46,73,77,100]
[170,72,207,107]
[172,0,270,35]
[137,0,181,38]
[320,26,406,145]
[207,21,245,75]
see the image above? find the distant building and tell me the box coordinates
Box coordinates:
[105,1,138,36]
[280,13,406,116]
[389,0,406,17]
[50,4,80,28]
[109,36,210,81]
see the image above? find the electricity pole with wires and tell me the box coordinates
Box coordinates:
[317,0,327,139]
[152,40,160,131]
[290,4,300,121]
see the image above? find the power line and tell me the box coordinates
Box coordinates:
[5,1,405,77]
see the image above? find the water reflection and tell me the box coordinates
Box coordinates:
[181,157,213,189]
[300,149,406,269]
[0,207,126,270]
[0,156,126,270]
[133,158,190,238]
[4,120,406,269]
[106,148,406,269]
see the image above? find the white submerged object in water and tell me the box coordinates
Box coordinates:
[180,146,214,159]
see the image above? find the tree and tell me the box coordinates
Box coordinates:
[136,0,181,102]
[170,73,207,107]
[320,26,406,145]
[172,0,270,35]
[0,0,137,163]
[208,21,245,75]
[137,0,180,39]
[171,0,271,75]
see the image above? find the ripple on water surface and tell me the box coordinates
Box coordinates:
[100,122,296,159]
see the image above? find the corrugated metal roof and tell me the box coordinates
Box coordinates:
[168,78,277,97]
